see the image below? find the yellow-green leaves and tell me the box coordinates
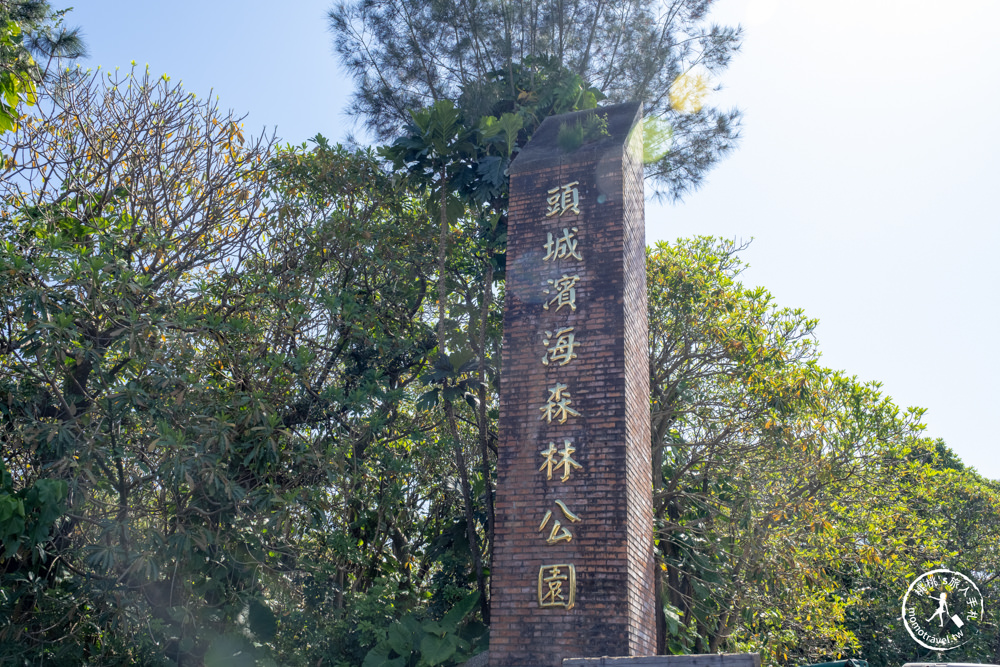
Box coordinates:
[0,18,38,135]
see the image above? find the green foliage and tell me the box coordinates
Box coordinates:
[829,440,1000,666]
[363,591,485,667]
[0,64,282,663]
[0,66,451,664]
[383,93,502,627]
[478,113,523,159]
[555,112,610,152]
[0,16,36,133]
[383,100,476,218]
[416,350,482,411]
[0,1,86,137]
[0,458,66,559]
[330,0,741,199]
[646,237,1000,664]
[458,55,605,134]
[383,57,610,281]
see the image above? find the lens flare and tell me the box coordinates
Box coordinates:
[642,116,673,164]
[669,71,710,114]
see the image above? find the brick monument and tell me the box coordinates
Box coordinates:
[490,102,655,667]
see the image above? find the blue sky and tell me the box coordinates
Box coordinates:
[72,0,1000,478]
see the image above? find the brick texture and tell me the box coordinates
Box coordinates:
[490,103,655,667]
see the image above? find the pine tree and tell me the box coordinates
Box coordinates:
[0,1,85,133]
[329,0,742,199]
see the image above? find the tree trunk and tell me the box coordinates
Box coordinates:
[445,400,490,624]
[477,255,496,561]
[437,168,449,347]
[654,555,666,654]
[436,168,489,623]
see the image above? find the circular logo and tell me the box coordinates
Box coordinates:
[902,568,983,651]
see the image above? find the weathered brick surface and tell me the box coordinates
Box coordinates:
[491,103,655,667]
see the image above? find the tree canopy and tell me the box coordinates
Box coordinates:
[0,0,85,136]
[329,0,741,199]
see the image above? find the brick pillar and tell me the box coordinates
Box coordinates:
[490,102,655,667]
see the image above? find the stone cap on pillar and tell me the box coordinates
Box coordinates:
[509,101,642,175]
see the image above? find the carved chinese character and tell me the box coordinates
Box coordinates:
[539,382,581,423]
[538,500,581,544]
[541,327,578,366]
[543,227,583,262]
[538,564,576,609]
[539,440,583,482]
[546,181,581,217]
[542,274,580,312]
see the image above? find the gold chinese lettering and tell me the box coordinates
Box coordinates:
[538,500,581,544]
[539,382,581,423]
[545,182,581,217]
[541,327,578,366]
[543,227,583,262]
[539,440,583,482]
[542,274,580,312]
[535,183,585,612]
[538,564,576,609]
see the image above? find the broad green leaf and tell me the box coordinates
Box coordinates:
[419,633,458,667]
